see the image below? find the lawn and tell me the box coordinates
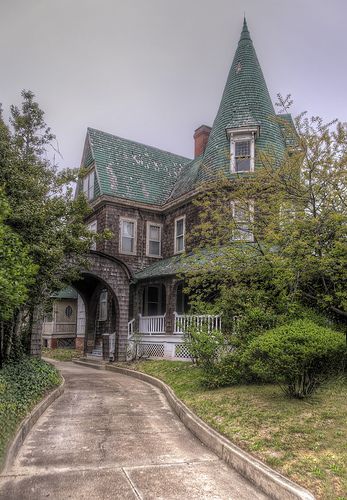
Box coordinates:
[0,357,61,468]
[42,348,83,362]
[127,360,346,500]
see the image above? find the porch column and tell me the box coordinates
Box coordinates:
[165,279,177,336]
[116,290,129,361]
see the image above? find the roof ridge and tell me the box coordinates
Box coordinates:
[87,127,191,163]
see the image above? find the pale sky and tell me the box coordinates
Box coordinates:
[1,0,346,169]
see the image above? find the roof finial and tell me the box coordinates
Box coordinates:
[240,15,251,41]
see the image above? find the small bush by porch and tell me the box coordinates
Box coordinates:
[126,359,346,500]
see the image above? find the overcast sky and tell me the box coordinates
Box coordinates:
[1,0,346,169]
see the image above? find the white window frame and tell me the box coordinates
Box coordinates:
[174,215,186,254]
[87,220,97,251]
[146,221,162,258]
[231,200,254,242]
[82,169,95,200]
[227,127,259,174]
[119,217,137,255]
[99,289,108,321]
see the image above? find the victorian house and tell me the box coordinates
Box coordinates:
[43,19,290,361]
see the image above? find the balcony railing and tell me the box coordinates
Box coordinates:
[174,312,222,334]
[139,314,166,335]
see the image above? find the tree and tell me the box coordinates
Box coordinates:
[0,91,96,365]
[183,107,347,334]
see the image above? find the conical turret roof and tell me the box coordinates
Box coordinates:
[199,18,285,181]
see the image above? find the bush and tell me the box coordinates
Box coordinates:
[184,326,227,370]
[243,319,346,398]
[0,357,61,466]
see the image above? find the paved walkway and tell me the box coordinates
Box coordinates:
[0,361,268,499]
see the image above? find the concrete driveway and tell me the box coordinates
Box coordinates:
[0,361,268,499]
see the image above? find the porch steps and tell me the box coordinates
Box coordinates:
[74,358,106,370]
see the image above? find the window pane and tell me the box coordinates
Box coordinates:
[235,141,250,157]
[176,219,184,236]
[149,225,160,241]
[83,176,89,195]
[123,221,134,238]
[236,157,251,171]
[122,236,133,253]
[149,240,160,256]
[88,172,94,200]
[176,235,184,252]
[233,205,247,221]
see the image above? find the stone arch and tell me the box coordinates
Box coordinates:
[71,252,131,361]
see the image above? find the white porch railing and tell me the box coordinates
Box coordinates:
[174,312,222,334]
[128,318,135,338]
[139,314,166,335]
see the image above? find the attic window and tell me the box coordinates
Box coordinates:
[235,140,251,171]
[227,126,259,174]
[82,170,95,201]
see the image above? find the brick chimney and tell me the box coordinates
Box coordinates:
[193,125,211,158]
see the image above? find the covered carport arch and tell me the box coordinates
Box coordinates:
[71,251,133,361]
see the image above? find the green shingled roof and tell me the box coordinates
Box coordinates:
[52,286,78,300]
[199,18,286,182]
[81,19,287,206]
[85,128,190,206]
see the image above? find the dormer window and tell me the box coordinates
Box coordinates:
[235,140,251,171]
[82,170,95,200]
[227,126,259,174]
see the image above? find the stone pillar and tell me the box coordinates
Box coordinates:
[30,308,43,357]
[75,337,84,351]
[117,291,129,362]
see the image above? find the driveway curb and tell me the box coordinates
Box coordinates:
[1,366,65,474]
[74,359,314,500]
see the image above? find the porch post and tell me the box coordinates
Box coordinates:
[165,278,177,336]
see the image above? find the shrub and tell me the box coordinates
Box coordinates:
[243,319,346,398]
[0,357,61,466]
[184,326,227,370]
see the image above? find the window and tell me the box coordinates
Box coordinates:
[174,216,185,254]
[146,222,162,257]
[87,220,97,251]
[231,201,254,241]
[82,170,95,200]
[227,127,259,173]
[120,218,137,254]
[235,140,251,172]
[99,290,108,321]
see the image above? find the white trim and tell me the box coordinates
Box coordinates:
[146,221,163,258]
[227,127,258,174]
[119,217,137,255]
[87,220,97,251]
[174,215,186,254]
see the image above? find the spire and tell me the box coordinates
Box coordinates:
[199,18,285,182]
[240,16,251,41]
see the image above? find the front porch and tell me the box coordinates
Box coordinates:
[125,312,222,361]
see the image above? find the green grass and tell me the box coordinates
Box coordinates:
[0,357,61,468]
[126,360,346,500]
[42,348,82,362]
